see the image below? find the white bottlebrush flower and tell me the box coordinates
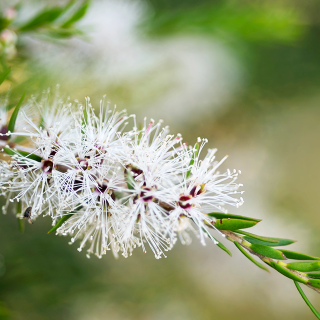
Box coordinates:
[169,138,244,246]
[0,91,245,260]
[115,119,189,258]
[0,145,60,219]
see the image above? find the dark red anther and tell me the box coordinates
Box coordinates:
[0,125,8,141]
[42,159,54,174]
[179,195,192,209]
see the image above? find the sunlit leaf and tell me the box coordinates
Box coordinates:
[280,250,320,261]
[214,218,259,231]
[249,244,287,260]
[208,212,261,222]
[286,262,320,272]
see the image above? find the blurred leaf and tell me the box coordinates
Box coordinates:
[249,244,287,260]
[17,201,24,233]
[48,214,73,234]
[208,212,261,222]
[234,241,269,272]
[307,279,320,289]
[145,2,305,43]
[45,27,83,39]
[186,141,199,179]
[19,7,65,31]
[306,273,320,279]
[125,169,135,190]
[243,236,296,247]
[0,301,11,320]
[201,227,231,256]
[270,261,308,283]
[294,281,320,319]
[235,230,279,243]
[7,92,25,139]
[280,250,320,261]
[3,147,42,162]
[61,0,90,28]
[286,262,320,272]
[0,68,11,86]
[214,218,259,231]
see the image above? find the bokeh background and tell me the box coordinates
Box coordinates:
[1,0,320,319]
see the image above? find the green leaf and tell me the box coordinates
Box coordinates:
[48,214,73,234]
[125,169,135,190]
[214,218,259,231]
[294,281,320,319]
[306,273,320,279]
[61,0,90,28]
[7,92,26,139]
[234,241,269,272]
[308,279,320,289]
[286,262,320,272]
[0,68,11,86]
[201,227,231,256]
[270,261,308,284]
[17,201,24,233]
[236,230,279,243]
[12,136,27,144]
[280,250,320,261]
[18,219,25,233]
[243,236,296,247]
[3,147,42,162]
[186,141,199,179]
[19,7,64,31]
[250,244,287,260]
[208,212,261,222]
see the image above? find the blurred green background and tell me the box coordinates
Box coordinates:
[1,0,320,319]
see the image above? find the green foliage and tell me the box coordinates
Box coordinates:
[280,250,320,261]
[16,201,24,234]
[3,147,42,162]
[19,7,65,31]
[201,227,231,256]
[243,235,296,247]
[208,212,261,222]
[270,261,308,284]
[7,92,25,139]
[61,0,90,28]
[235,230,280,243]
[286,262,320,272]
[125,169,135,190]
[249,244,286,260]
[214,218,259,231]
[48,214,73,234]
[295,281,320,319]
[0,68,11,86]
[306,273,320,279]
[234,241,269,272]
[144,2,305,43]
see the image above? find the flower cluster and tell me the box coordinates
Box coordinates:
[0,90,244,259]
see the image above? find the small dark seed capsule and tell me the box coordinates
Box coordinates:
[23,207,32,219]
